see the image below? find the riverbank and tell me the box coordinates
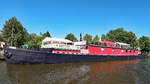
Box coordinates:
[0,50,4,60]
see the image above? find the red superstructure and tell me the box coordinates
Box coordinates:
[100,41,115,47]
[87,45,138,55]
[52,40,139,56]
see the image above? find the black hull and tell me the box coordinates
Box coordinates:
[4,47,146,64]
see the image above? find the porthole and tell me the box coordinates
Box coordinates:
[112,49,115,52]
[101,48,104,51]
[130,50,132,53]
[121,50,124,53]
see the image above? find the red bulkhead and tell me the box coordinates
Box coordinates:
[87,45,139,55]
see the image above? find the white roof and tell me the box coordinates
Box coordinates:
[74,41,86,46]
[116,42,130,46]
[42,37,72,43]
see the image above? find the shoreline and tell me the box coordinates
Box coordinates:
[0,50,4,60]
[0,57,5,60]
[0,58,5,61]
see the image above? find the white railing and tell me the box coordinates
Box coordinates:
[42,44,80,50]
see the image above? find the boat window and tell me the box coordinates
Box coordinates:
[44,42,48,45]
[112,49,115,52]
[53,41,59,44]
[126,50,128,53]
[130,50,132,53]
[121,50,124,53]
[134,50,135,53]
[67,43,73,45]
[101,48,104,51]
[48,41,51,44]
[60,42,64,44]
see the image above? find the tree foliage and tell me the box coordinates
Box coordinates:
[128,32,137,48]
[26,31,52,47]
[93,35,99,44]
[83,34,92,43]
[65,33,78,42]
[106,28,129,43]
[25,33,42,47]
[106,28,137,48]
[2,17,27,46]
[0,32,4,41]
[138,36,150,53]
[40,31,51,39]
[101,34,106,41]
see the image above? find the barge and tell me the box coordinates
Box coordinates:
[4,37,146,64]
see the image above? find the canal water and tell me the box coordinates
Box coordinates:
[0,58,150,84]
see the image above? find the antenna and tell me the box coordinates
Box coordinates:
[80,33,82,41]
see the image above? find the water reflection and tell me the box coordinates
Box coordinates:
[87,60,139,84]
[4,59,141,84]
[131,59,150,84]
[0,61,10,84]
[7,63,90,84]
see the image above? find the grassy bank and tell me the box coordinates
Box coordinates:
[0,50,4,60]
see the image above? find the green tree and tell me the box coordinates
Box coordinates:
[26,33,42,47]
[101,34,106,41]
[138,36,150,53]
[106,28,128,43]
[26,31,52,47]
[65,33,78,42]
[106,28,137,47]
[0,32,4,41]
[128,32,137,48]
[2,17,27,46]
[83,34,92,43]
[93,35,99,44]
[40,31,51,39]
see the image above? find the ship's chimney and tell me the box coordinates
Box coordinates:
[80,33,82,41]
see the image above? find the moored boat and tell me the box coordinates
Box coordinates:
[4,37,146,64]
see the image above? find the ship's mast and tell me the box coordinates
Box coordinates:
[11,25,14,46]
[80,33,82,41]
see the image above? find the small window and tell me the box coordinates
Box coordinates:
[44,42,48,45]
[48,41,51,44]
[126,50,128,53]
[134,50,135,53]
[112,49,115,52]
[130,50,132,53]
[101,48,104,51]
[121,50,124,53]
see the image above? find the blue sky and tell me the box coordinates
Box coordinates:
[0,0,150,39]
